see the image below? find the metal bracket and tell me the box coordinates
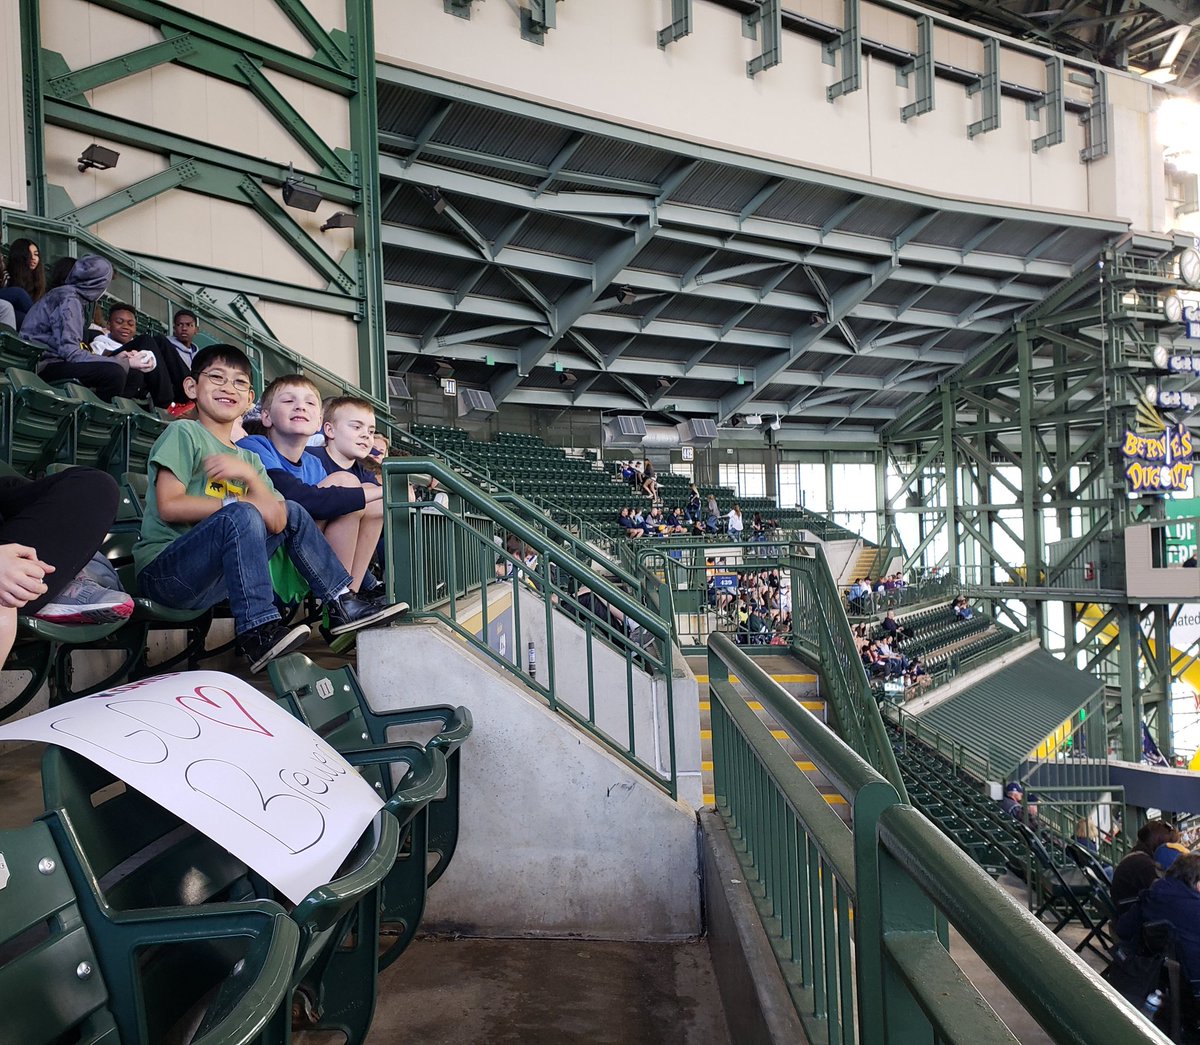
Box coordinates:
[1080,71,1109,163]
[520,0,558,45]
[1027,55,1064,152]
[897,15,934,122]
[443,0,474,18]
[967,38,1000,139]
[658,0,692,49]
[743,1,781,77]
[824,0,861,102]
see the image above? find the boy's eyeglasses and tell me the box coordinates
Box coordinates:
[199,370,253,393]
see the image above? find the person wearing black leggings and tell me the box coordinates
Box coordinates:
[0,467,121,664]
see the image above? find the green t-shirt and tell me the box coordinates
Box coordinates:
[134,419,281,575]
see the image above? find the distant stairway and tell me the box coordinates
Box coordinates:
[688,652,848,817]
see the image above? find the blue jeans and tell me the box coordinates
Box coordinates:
[138,501,352,633]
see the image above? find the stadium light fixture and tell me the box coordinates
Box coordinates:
[78,144,120,173]
[320,211,357,232]
[281,163,323,212]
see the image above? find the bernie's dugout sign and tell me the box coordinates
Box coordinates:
[0,671,384,903]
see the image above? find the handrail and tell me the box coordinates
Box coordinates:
[786,546,909,801]
[381,457,677,797]
[707,632,1166,1044]
[0,210,387,414]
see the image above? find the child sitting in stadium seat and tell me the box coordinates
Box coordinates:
[238,375,385,597]
[134,345,407,672]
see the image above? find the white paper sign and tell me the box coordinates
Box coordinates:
[0,671,385,903]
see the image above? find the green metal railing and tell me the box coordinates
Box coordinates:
[708,633,1165,1044]
[382,457,678,797]
[787,546,908,801]
[0,210,384,412]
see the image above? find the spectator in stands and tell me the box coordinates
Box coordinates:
[87,302,175,407]
[881,609,912,644]
[617,507,643,538]
[641,459,658,500]
[1113,820,1181,911]
[1116,852,1200,997]
[847,578,869,614]
[7,238,45,306]
[134,345,408,672]
[0,467,130,664]
[621,460,642,488]
[238,375,386,598]
[905,657,930,693]
[686,483,701,523]
[21,255,156,402]
[953,595,973,620]
[999,781,1026,818]
[727,503,744,538]
[0,252,33,330]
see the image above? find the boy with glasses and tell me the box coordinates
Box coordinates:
[134,344,407,672]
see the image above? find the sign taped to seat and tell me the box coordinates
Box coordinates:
[0,671,384,903]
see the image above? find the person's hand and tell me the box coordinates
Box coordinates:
[0,544,53,608]
[204,454,257,487]
[128,350,156,372]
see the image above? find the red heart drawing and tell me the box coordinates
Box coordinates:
[177,685,273,737]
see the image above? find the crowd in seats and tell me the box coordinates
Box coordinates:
[706,567,792,645]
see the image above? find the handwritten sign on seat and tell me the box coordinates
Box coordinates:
[0,671,384,903]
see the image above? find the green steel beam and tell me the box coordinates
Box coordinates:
[967,39,1001,138]
[745,0,782,77]
[44,34,197,101]
[56,158,201,227]
[166,30,353,181]
[273,0,352,69]
[85,0,355,92]
[521,0,558,44]
[658,0,692,48]
[340,0,384,396]
[137,254,362,315]
[1029,56,1065,152]
[19,0,46,215]
[825,0,862,101]
[898,15,935,122]
[44,97,360,205]
[377,66,1131,235]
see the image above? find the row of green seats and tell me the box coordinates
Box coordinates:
[3,653,471,1044]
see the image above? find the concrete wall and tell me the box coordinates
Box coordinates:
[379,0,1168,231]
[0,4,27,212]
[358,623,702,940]
[35,0,361,379]
[514,585,704,810]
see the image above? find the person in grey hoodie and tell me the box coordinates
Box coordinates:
[21,254,155,401]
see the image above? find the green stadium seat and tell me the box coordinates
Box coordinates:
[267,652,471,930]
[62,383,128,472]
[0,368,79,475]
[41,744,400,1045]
[2,818,299,1045]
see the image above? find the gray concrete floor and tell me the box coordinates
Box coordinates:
[355,936,732,1045]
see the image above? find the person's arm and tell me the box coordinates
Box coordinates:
[267,469,366,519]
[52,296,121,365]
[205,454,286,533]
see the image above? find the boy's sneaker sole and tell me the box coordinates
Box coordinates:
[35,597,134,626]
[242,623,311,674]
[328,601,409,636]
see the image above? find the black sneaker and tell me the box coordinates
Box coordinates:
[236,621,311,673]
[326,594,410,636]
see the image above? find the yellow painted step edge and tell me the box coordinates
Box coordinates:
[695,673,816,684]
[703,792,846,806]
[699,700,824,713]
[702,760,816,772]
[702,729,795,741]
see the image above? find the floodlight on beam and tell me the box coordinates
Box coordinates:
[320,211,357,232]
[77,144,120,173]
[559,370,578,388]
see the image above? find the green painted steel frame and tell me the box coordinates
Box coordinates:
[21,0,386,397]
[707,631,1170,1044]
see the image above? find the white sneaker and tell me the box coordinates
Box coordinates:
[35,577,134,625]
